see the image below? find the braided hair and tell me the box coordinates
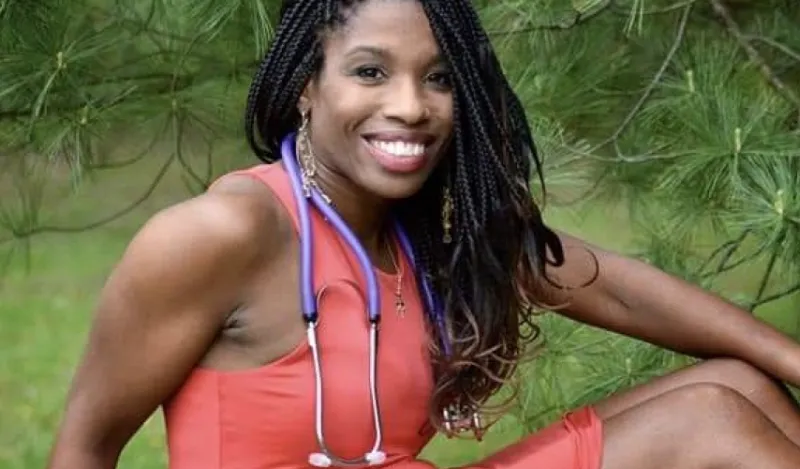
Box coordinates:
[244,0,565,432]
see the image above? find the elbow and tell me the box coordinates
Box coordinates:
[47,426,123,469]
[47,446,117,469]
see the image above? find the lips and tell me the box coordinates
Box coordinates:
[362,137,431,174]
[360,129,437,174]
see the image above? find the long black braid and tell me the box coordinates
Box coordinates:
[244,0,565,432]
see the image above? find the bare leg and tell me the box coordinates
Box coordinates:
[601,383,800,469]
[594,358,800,445]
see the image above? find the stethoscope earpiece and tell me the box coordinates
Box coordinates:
[365,451,387,465]
[308,451,386,468]
[308,453,332,467]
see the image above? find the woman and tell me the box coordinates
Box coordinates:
[47,1,800,468]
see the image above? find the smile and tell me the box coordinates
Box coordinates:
[366,139,427,158]
[363,138,431,174]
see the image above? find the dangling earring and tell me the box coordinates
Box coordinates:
[441,185,453,244]
[296,109,331,204]
[296,109,315,198]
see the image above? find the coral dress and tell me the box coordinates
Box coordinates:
[163,163,603,469]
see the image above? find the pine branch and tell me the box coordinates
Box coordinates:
[172,113,212,192]
[0,153,174,245]
[710,0,800,127]
[0,60,256,122]
[750,282,800,310]
[745,35,800,64]
[558,141,697,164]
[84,123,167,170]
[611,0,696,15]
[487,1,613,36]
[697,228,750,274]
[0,73,175,120]
[591,2,694,154]
[747,240,780,312]
[699,239,770,279]
[88,5,197,45]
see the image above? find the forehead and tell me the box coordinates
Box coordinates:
[325,0,441,60]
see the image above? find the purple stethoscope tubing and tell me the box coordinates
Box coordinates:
[280,133,448,348]
[279,133,450,467]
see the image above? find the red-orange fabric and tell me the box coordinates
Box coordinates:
[163,163,603,469]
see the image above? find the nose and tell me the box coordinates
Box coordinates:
[382,78,429,125]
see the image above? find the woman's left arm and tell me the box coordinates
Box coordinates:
[541,231,800,386]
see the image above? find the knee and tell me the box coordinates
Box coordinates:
[669,382,752,424]
[699,358,777,398]
[647,383,782,469]
[604,384,758,467]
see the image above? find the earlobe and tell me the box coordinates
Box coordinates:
[297,94,311,115]
[297,82,315,115]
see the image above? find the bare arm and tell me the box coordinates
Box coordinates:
[46,183,279,469]
[538,231,800,386]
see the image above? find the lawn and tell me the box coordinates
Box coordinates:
[1,138,797,469]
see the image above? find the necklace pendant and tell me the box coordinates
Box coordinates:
[395,296,406,318]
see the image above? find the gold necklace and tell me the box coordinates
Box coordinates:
[298,142,405,317]
[386,237,406,318]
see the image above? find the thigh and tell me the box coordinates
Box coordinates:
[592,357,792,420]
[599,384,718,469]
[599,383,800,469]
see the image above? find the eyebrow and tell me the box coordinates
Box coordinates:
[344,45,389,60]
[343,45,446,67]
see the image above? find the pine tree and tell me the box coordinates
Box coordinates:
[1,0,799,440]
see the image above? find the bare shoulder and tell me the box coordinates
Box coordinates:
[103,169,293,324]
[45,169,293,466]
[125,171,287,272]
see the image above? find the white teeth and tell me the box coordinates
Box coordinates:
[370,140,426,158]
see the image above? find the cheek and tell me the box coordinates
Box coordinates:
[314,74,370,124]
[436,96,455,136]
[433,93,454,125]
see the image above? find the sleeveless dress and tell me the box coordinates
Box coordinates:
[163,163,603,469]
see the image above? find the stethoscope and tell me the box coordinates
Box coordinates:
[280,133,481,468]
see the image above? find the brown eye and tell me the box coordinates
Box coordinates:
[355,66,386,81]
[427,71,452,89]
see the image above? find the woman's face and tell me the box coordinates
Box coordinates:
[300,0,454,201]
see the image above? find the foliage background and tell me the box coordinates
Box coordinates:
[1,0,799,467]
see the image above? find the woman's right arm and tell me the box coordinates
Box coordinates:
[46,184,277,469]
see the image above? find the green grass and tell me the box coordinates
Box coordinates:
[0,140,797,469]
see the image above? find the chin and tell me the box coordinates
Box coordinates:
[360,172,430,201]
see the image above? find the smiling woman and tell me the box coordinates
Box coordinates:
[293,37,453,199]
[242,0,559,436]
[45,1,800,469]
[300,33,453,191]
